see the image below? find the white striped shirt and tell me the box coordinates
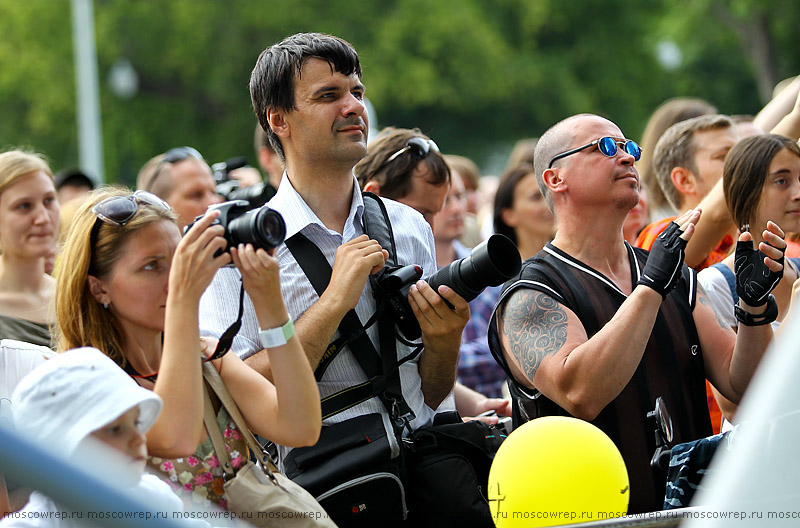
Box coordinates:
[199,175,445,459]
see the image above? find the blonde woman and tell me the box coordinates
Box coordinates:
[0,150,59,347]
[55,188,320,507]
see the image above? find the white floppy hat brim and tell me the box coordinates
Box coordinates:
[12,347,163,455]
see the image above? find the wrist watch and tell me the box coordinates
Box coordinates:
[258,317,295,348]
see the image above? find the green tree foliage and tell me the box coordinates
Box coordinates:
[0,0,797,181]
[0,1,75,168]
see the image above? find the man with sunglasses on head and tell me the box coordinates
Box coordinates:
[198,33,472,525]
[356,126,450,227]
[356,127,511,419]
[136,146,222,229]
[487,113,785,513]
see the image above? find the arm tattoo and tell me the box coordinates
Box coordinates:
[501,289,568,382]
[697,285,730,330]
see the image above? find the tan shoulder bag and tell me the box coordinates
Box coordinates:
[202,363,336,527]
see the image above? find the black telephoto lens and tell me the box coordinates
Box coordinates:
[426,234,521,302]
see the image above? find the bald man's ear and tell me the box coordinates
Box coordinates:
[267,107,289,138]
[542,167,566,193]
[363,180,381,195]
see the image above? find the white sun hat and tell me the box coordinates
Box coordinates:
[11,347,162,455]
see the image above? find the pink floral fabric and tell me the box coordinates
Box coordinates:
[147,409,247,509]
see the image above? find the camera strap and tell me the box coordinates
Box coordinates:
[207,280,247,361]
[362,192,398,268]
[285,232,414,429]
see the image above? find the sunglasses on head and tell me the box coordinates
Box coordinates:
[548,137,641,168]
[145,146,204,192]
[385,137,440,164]
[92,190,171,227]
[90,190,172,246]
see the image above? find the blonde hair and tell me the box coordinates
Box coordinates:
[54,187,177,366]
[0,149,54,194]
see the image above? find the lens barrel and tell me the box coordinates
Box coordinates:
[426,234,521,302]
[227,206,286,251]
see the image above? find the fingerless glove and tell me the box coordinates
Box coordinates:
[637,222,687,299]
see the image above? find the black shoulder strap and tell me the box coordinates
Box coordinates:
[361,192,419,429]
[284,233,383,382]
[362,191,398,267]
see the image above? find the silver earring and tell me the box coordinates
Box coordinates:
[103,301,109,310]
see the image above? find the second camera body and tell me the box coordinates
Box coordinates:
[185,200,286,256]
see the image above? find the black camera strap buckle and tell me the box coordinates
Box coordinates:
[389,397,415,437]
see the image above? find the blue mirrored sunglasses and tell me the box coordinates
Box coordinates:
[548,137,641,168]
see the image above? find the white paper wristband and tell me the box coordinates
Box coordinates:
[258,317,295,348]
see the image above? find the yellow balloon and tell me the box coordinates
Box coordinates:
[488,416,629,528]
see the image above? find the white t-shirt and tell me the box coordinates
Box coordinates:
[697,261,797,332]
[0,340,53,426]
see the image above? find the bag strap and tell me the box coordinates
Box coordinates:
[284,233,412,424]
[362,193,422,432]
[712,262,738,305]
[202,383,235,479]
[202,363,281,478]
[284,234,384,385]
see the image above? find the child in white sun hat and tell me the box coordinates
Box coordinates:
[0,347,205,527]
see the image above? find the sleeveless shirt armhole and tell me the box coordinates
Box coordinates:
[687,267,698,310]
[498,279,567,307]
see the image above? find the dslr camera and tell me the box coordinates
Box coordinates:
[185,200,286,257]
[213,157,276,211]
[378,234,522,341]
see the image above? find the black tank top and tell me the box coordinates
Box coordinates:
[488,242,712,514]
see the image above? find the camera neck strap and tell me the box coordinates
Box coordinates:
[208,280,247,361]
[362,192,398,268]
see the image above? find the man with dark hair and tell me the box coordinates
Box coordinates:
[200,33,471,524]
[489,113,785,513]
[54,168,95,204]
